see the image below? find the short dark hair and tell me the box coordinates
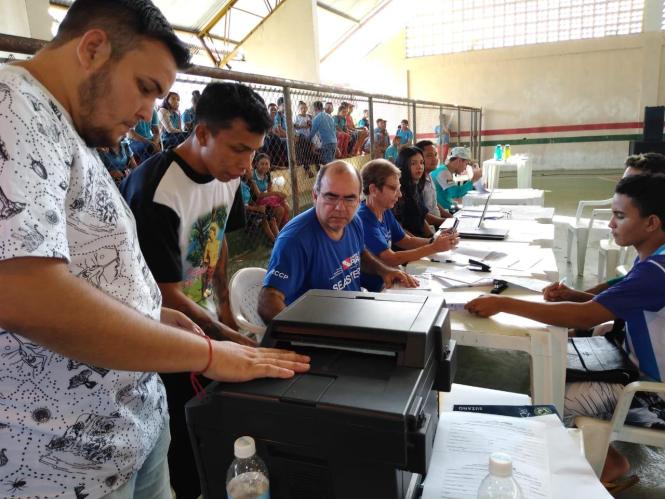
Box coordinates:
[615,173,665,232]
[313,101,323,111]
[361,159,400,195]
[196,82,272,135]
[277,97,284,106]
[415,139,435,150]
[50,0,190,69]
[624,153,665,174]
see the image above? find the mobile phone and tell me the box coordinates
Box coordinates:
[440,217,459,233]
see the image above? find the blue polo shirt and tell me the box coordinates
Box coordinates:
[263,208,365,305]
[357,202,405,291]
[594,245,665,381]
[274,111,287,131]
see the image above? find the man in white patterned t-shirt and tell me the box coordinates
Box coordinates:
[0,0,309,498]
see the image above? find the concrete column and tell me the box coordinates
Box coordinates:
[638,0,663,108]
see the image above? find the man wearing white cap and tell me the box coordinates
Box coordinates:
[430,146,482,210]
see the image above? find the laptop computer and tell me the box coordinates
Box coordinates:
[458,189,509,240]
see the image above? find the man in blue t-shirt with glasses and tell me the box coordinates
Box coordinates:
[258,161,418,321]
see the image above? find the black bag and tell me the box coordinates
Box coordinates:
[567,335,640,385]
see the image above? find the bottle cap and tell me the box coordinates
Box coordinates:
[234,436,256,459]
[488,452,513,477]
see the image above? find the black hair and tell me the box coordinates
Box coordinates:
[415,139,435,150]
[615,174,665,232]
[195,82,272,135]
[624,153,665,174]
[313,101,323,111]
[50,0,190,69]
[395,146,425,196]
[277,96,284,106]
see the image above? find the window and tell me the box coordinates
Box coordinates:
[406,0,644,58]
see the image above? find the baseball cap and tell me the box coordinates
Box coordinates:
[447,146,471,162]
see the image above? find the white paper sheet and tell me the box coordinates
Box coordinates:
[422,412,551,499]
[502,276,552,293]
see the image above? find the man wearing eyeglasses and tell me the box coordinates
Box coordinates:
[258,161,418,321]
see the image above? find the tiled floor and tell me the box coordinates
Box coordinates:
[453,170,664,498]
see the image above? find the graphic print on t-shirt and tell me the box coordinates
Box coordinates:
[184,204,229,304]
[330,251,361,290]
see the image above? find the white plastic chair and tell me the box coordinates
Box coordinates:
[565,199,613,276]
[615,246,637,277]
[575,381,665,477]
[597,234,621,282]
[229,267,267,340]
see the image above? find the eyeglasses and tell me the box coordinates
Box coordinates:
[321,193,359,207]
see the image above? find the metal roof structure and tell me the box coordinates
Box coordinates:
[48,0,399,68]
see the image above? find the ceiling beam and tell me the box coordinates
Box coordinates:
[317,1,360,24]
[218,0,286,68]
[320,0,392,63]
[199,0,240,36]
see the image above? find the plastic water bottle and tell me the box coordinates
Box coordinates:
[504,144,511,161]
[226,436,270,499]
[477,452,524,499]
[494,144,503,161]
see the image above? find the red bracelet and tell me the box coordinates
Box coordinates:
[190,333,213,399]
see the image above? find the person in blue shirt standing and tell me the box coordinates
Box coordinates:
[466,173,665,486]
[309,100,338,165]
[396,119,413,145]
[258,161,418,321]
[358,159,459,291]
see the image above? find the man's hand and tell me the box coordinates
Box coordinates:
[382,269,419,289]
[465,295,505,317]
[542,282,590,302]
[204,342,310,382]
[161,307,204,335]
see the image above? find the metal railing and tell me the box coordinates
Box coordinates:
[0,33,482,271]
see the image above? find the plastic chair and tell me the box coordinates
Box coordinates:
[565,199,613,276]
[597,234,621,281]
[229,267,267,340]
[575,381,665,477]
[615,246,637,277]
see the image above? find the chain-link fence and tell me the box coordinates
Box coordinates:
[0,33,481,275]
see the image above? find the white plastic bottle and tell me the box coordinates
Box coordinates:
[226,436,270,499]
[477,452,524,499]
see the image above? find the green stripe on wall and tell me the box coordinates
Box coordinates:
[478,134,642,147]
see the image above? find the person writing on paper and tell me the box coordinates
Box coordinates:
[358,159,459,291]
[431,146,482,211]
[466,174,665,485]
[258,161,418,322]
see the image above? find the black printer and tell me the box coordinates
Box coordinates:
[186,289,457,499]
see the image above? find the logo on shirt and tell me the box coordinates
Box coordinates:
[330,252,361,290]
[268,269,289,280]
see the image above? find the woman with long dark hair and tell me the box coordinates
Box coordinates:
[393,146,432,237]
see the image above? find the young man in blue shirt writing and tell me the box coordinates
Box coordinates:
[466,173,665,485]
[258,161,418,321]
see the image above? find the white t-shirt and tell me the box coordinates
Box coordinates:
[0,65,166,497]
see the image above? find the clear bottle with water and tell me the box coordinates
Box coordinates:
[226,436,270,499]
[477,452,524,499]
